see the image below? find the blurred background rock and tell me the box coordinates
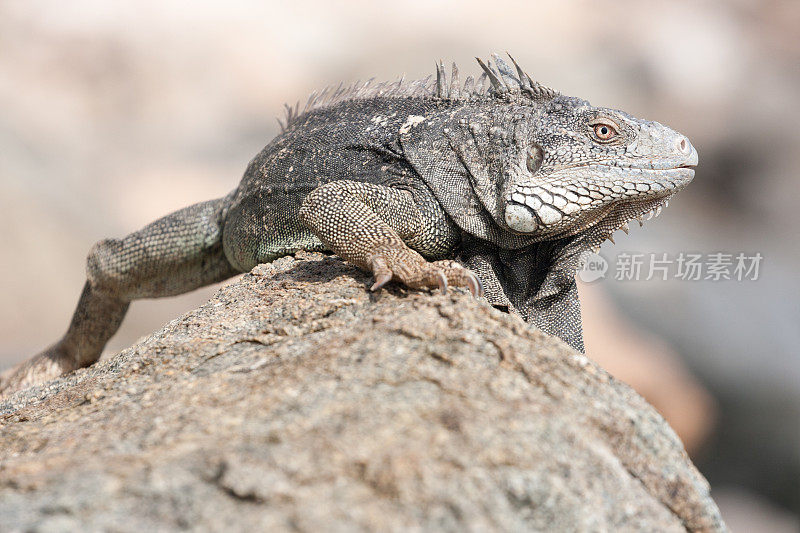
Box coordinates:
[0,1,797,530]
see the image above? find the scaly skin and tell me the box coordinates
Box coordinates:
[0,54,697,397]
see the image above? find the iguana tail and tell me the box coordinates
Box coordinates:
[0,194,238,396]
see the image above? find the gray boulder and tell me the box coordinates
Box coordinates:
[0,252,726,532]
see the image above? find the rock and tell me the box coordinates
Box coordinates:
[0,252,726,532]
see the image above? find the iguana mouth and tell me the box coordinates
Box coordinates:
[505,165,694,241]
[584,163,696,245]
[540,170,692,243]
[594,180,694,249]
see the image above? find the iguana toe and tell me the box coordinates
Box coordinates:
[368,252,482,298]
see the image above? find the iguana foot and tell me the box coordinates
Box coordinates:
[0,343,76,398]
[369,250,484,297]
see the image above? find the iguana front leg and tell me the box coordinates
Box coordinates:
[299,180,483,296]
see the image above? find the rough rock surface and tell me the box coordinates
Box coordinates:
[0,253,726,532]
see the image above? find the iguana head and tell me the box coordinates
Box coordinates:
[402,54,697,254]
[502,93,697,246]
[461,54,698,248]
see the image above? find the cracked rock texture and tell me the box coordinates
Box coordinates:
[0,253,726,532]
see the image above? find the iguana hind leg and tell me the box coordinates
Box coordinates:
[0,196,238,396]
[299,180,482,296]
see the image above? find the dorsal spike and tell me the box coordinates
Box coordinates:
[506,53,532,90]
[532,80,560,100]
[435,61,447,98]
[374,81,389,97]
[424,73,435,93]
[475,57,507,93]
[491,53,520,90]
[331,81,345,100]
[476,71,488,94]
[519,71,559,101]
[304,90,318,113]
[413,74,434,96]
[358,78,375,96]
[524,73,535,90]
[449,62,460,99]
[463,74,475,96]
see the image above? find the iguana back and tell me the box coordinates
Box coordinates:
[223,96,453,271]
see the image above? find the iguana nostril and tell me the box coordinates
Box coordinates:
[678,137,689,153]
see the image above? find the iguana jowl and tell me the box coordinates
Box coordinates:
[0,54,697,395]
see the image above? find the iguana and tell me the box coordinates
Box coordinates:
[0,54,697,396]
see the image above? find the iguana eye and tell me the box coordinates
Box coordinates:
[590,120,619,142]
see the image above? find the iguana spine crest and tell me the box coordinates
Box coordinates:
[281,53,558,132]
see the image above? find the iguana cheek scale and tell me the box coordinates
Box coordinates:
[0,53,697,396]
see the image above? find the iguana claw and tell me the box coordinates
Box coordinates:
[436,271,448,294]
[466,271,484,298]
[370,255,394,291]
[370,272,393,292]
